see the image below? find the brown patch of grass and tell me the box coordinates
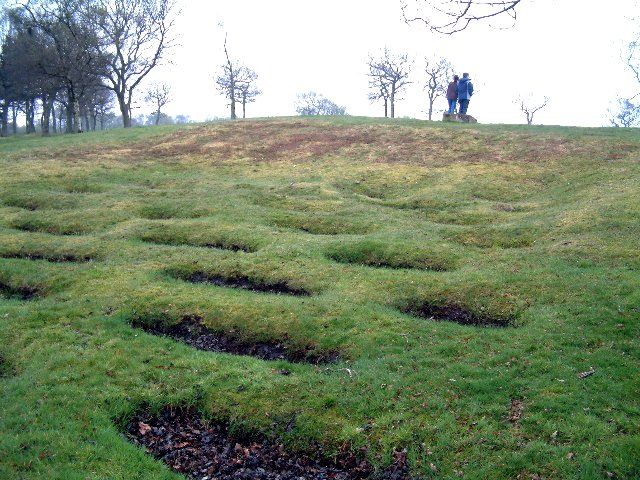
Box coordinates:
[13,120,632,170]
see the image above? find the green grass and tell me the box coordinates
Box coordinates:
[0,117,639,479]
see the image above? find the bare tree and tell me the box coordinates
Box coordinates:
[91,0,176,128]
[401,0,522,34]
[234,66,260,119]
[609,98,640,127]
[516,94,549,125]
[215,34,239,119]
[295,92,346,116]
[367,60,391,117]
[145,82,171,125]
[367,58,391,118]
[424,57,453,120]
[215,34,260,120]
[367,48,412,118]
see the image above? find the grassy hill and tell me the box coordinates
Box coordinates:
[0,117,638,479]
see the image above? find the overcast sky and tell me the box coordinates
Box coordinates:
[149,0,639,127]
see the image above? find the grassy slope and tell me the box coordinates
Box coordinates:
[0,117,638,480]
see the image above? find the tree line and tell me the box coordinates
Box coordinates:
[0,0,175,136]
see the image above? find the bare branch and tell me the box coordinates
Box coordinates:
[515,94,549,125]
[401,0,522,34]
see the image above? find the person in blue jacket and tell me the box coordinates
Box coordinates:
[457,73,474,115]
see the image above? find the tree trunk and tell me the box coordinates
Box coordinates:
[66,87,76,133]
[88,106,96,131]
[230,94,236,120]
[83,113,90,132]
[41,96,52,137]
[117,92,132,128]
[0,102,7,137]
[155,109,160,125]
[384,98,388,118]
[51,103,57,134]
[390,86,396,119]
[26,99,37,134]
[242,96,246,119]
[58,105,64,133]
[11,104,18,134]
[428,100,433,121]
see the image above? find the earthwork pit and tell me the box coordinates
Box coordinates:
[400,302,512,328]
[123,405,412,480]
[139,231,258,253]
[0,250,95,263]
[133,315,339,365]
[170,269,312,297]
[0,281,41,301]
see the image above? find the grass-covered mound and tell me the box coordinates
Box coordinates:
[0,117,639,480]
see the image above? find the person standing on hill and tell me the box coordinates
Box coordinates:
[446,75,459,114]
[457,73,474,115]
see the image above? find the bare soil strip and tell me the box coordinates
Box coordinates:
[0,252,94,263]
[135,316,339,365]
[402,303,511,328]
[183,272,311,297]
[124,406,412,480]
[141,237,255,253]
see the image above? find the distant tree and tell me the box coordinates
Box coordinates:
[174,114,191,124]
[401,0,522,34]
[516,94,549,125]
[234,66,260,119]
[145,82,171,125]
[367,61,391,117]
[91,0,176,128]
[609,98,640,127]
[367,48,412,118]
[424,57,453,120]
[215,33,238,119]
[214,33,260,120]
[295,92,346,116]
[144,111,173,125]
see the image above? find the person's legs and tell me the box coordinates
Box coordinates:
[448,99,456,114]
[459,99,469,115]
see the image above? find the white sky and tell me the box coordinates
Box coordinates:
[149,0,639,127]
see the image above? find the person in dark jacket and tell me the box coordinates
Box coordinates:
[446,75,459,114]
[457,73,474,115]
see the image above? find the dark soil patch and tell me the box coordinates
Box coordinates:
[124,406,412,480]
[135,316,339,365]
[401,303,510,328]
[201,242,253,253]
[0,251,94,263]
[327,254,451,272]
[184,272,311,297]
[509,399,524,426]
[0,281,40,301]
